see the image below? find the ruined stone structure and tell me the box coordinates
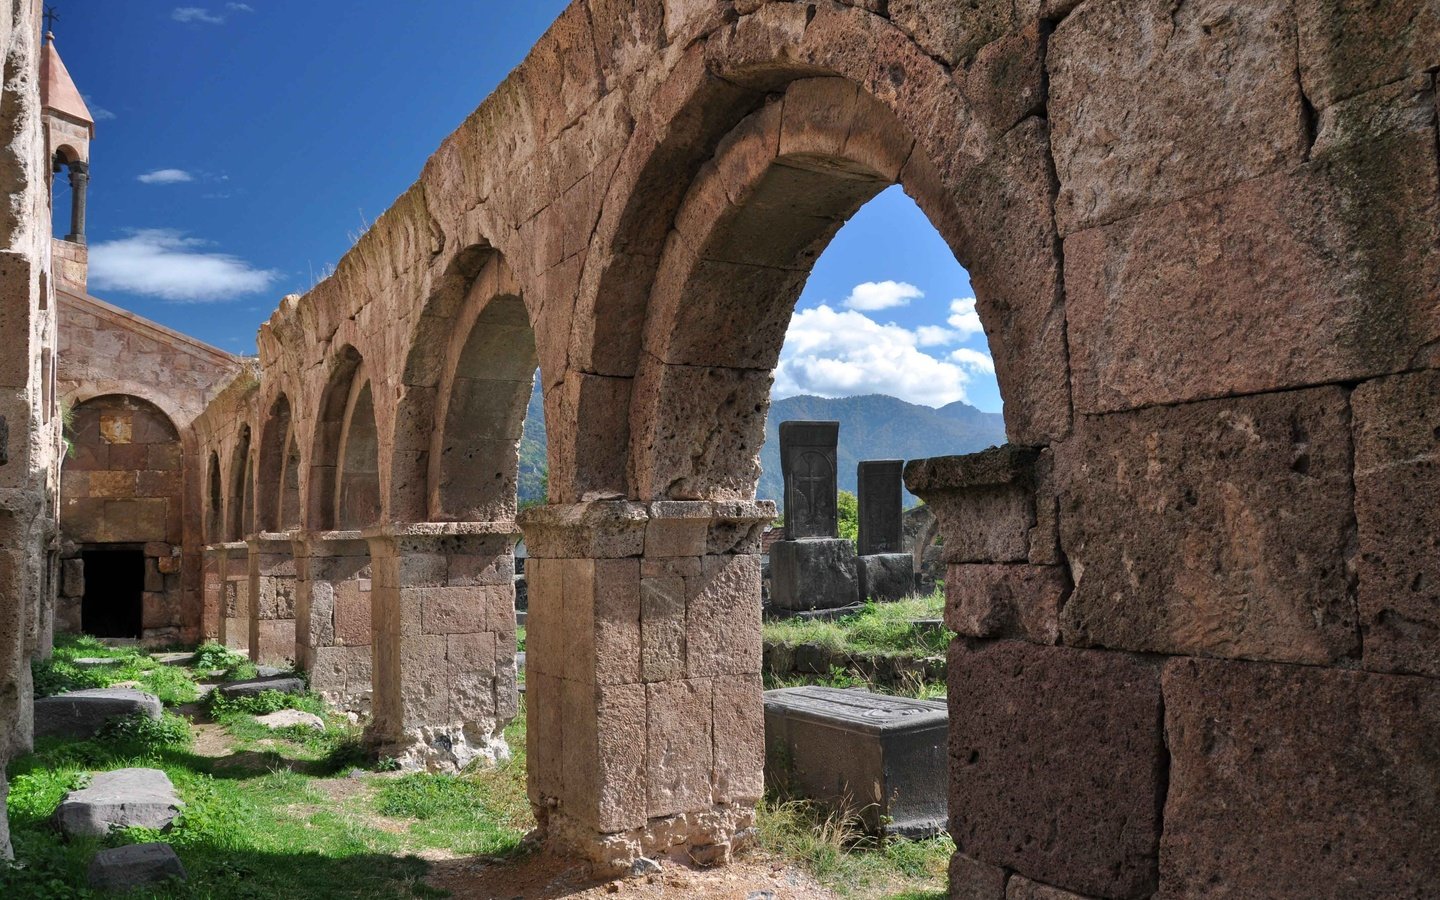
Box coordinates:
[1,0,1437,892]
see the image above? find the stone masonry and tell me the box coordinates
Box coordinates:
[0,0,1434,890]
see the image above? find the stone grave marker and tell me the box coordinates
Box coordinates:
[857,459,904,556]
[780,421,839,540]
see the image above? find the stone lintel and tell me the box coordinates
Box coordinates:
[520,500,775,559]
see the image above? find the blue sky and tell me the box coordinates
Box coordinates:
[54,1,1000,414]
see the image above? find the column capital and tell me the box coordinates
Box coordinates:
[518,500,775,559]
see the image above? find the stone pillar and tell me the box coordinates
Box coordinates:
[518,500,772,873]
[294,530,372,713]
[247,533,297,664]
[364,522,519,771]
[219,541,250,651]
[65,161,87,245]
[201,545,225,640]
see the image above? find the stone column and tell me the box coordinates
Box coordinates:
[293,530,372,713]
[364,522,519,771]
[219,541,250,651]
[518,500,772,873]
[64,161,87,245]
[201,544,226,640]
[247,533,297,664]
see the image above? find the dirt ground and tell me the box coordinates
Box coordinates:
[425,849,839,900]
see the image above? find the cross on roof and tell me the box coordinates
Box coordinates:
[43,5,59,35]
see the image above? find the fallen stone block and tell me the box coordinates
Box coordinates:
[256,709,324,731]
[764,686,947,836]
[218,676,305,699]
[857,553,913,603]
[150,652,196,667]
[54,768,183,838]
[34,688,162,739]
[87,842,187,891]
[72,657,124,669]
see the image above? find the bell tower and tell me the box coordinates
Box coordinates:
[40,26,94,291]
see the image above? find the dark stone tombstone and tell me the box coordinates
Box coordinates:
[780,421,839,540]
[857,459,904,555]
[764,686,948,836]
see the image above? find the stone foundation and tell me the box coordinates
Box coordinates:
[364,523,519,771]
[219,542,249,651]
[519,501,771,869]
[293,531,373,713]
[247,534,297,665]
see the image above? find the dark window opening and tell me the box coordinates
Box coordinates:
[81,548,144,639]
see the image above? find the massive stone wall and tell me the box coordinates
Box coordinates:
[0,0,57,861]
[173,0,1438,888]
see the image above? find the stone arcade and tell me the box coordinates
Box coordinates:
[0,0,1437,894]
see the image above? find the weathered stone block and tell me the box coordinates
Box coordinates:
[53,768,183,838]
[218,676,304,699]
[34,688,163,740]
[1058,388,1358,664]
[1006,876,1096,900]
[949,852,1007,899]
[1352,369,1440,677]
[765,686,947,836]
[1065,110,1440,414]
[711,673,764,805]
[641,574,685,682]
[1049,0,1305,234]
[1161,657,1440,897]
[857,553,913,604]
[769,539,858,612]
[87,842,187,892]
[946,563,1065,644]
[686,552,761,677]
[1295,0,1440,107]
[646,678,713,818]
[904,447,1038,564]
[948,640,1163,898]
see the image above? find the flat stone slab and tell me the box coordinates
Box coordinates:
[256,709,324,731]
[255,665,289,678]
[72,657,124,668]
[34,688,162,739]
[151,652,196,667]
[218,676,305,699]
[54,768,183,838]
[764,686,947,836]
[88,842,187,891]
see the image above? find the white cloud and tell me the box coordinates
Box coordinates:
[773,304,988,407]
[82,96,115,121]
[949,347,996,374]
[137,168,194,185]
[947,296,984,338]
[172,7,225,24]
[915,325,959,347]
[226,2,254,11]
[89,229,280,302]
[843,280,923,312]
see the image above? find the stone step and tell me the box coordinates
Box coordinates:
[256,709,324,731]
[54,768,183,838]
[88,842,187,891]
[34,688,162,739]
[151,652,196,667]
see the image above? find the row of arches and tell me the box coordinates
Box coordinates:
[203,254,540,545]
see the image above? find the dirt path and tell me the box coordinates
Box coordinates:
[425,850,839,900]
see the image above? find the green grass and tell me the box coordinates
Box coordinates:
[33,634,199,704]
[756,798,953,898]
[763,593,949,656]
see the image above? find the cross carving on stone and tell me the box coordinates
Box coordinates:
[795,450,832,527]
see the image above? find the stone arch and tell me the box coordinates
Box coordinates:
[389,243,499,523]
[336,371,381,531]
[427,259,536,523]
[257,392,302,532]
[227,425,253,541]
[206,451,222,543]
[308,346,364,531]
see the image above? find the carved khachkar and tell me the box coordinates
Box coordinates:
[780,421,839,539]
[857,459,904,556]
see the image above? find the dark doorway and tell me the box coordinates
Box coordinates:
[81,548,144,639]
